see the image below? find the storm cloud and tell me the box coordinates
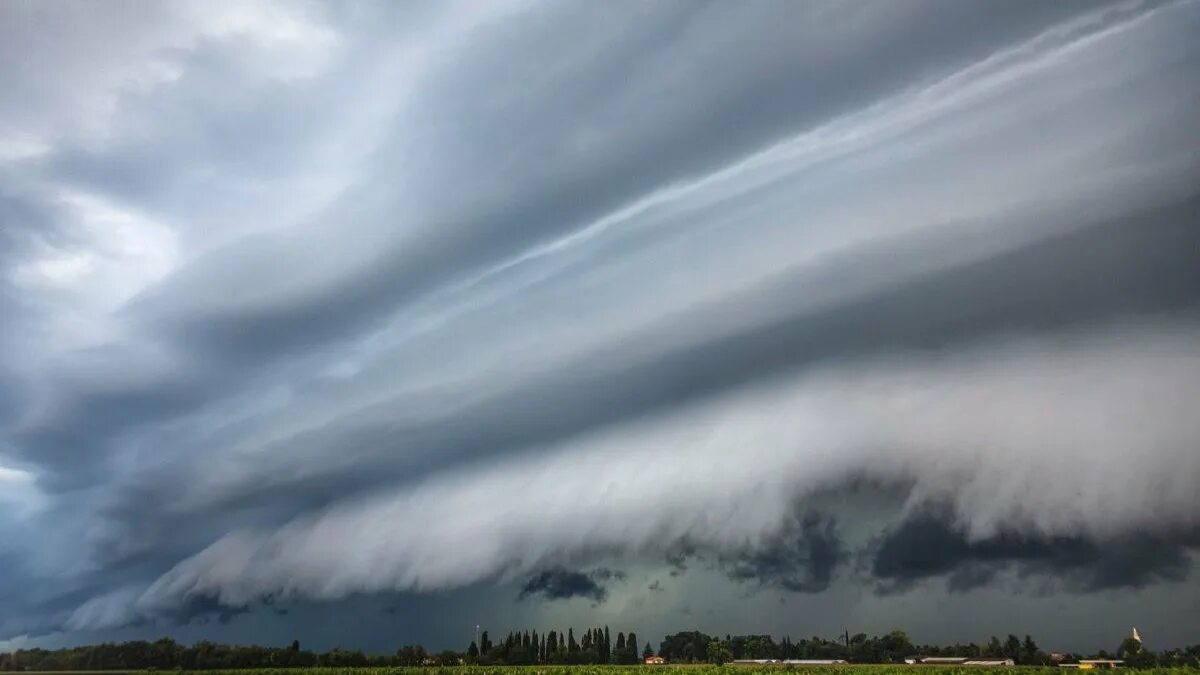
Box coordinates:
[518,568,625,604]
[1,0,1199,652]
[870,509,1200,594]
[720,511,844,594]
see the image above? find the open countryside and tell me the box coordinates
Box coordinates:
[2,1,1198,671]
[4,628,1198,673]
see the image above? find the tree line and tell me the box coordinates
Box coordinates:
[3,629,1199,670]
[467,626,644,665]
[656,631,1200,669]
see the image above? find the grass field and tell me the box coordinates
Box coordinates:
[101,666,1198,675]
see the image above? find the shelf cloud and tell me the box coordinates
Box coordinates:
[1,0,1198,651]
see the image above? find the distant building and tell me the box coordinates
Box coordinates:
[911,657,1013,666]
[732,660,847,666]
[1060,660,1124,670]
[644,655,666,665]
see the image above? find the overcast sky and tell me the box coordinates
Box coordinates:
[2,0,1200,656]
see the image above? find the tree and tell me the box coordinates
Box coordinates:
[1005,635,1022,661]
[1022,635,1046,665]
[707,640,732,665]
[644,641,655,660]
[1119,637,1144,657]
[568,628,579,652]
[881,630,913,661]
[466,641,479,659]
[1119,636,1155,668]
[660,631,716,663]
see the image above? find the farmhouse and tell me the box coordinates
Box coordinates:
[644,655,666,665]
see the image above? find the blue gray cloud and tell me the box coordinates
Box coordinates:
[1,0,1199,652]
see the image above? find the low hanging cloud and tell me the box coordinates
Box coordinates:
[126,323,1200,619]
[518,568,626,603]
[719,510,844,594]
[870,508,1200,594]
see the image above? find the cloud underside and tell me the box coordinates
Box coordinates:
[871,509,1199,594]
[0,0,1199,642]
[518,568,625,603]
[128,323,1200,621]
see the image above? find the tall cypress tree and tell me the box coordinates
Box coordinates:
[603,626,612,663]
[627,632,639,664]
[568,628,579,652]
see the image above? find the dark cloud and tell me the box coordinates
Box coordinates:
[11,0,1188,498]
[141,0,1106,364]
[2,0,1200,653]
[665,545,699,577]
[101,187,1194,561]
[171,596,251,627]
[590,568,627,583]
[147,192,1200,518]
[517,568,624,604]
[721,511,844,593]
[870,508,1199,594]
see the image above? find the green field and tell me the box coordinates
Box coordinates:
[106,667,1197,675]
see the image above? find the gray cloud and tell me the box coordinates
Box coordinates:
[1,0,1199,650]
[870,508,1200,594]
[720,511,844,594]
[518,568,625,604]
[124,324,1200,618]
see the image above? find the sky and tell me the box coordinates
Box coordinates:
[1,0,1199,657]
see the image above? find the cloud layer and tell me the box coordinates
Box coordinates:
[1,0,1198,648]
